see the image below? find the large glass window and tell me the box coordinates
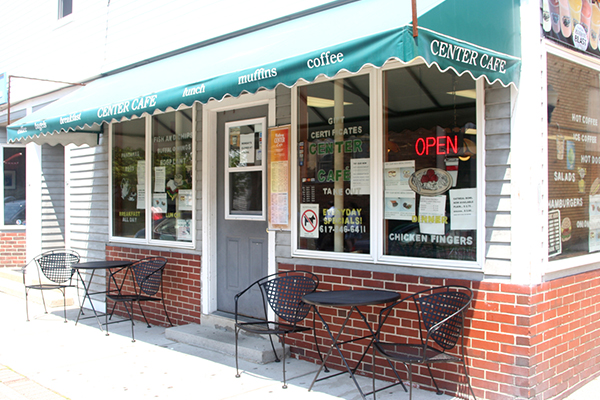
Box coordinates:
[383,66,477,261]
[297,75,370,253]
[112,119,146,238]
[2,147,26,226]
[111,109,194,244]
[151,111,193,241]
[547,53,600,260]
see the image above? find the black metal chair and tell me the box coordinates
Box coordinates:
[106,257,173,341]
[22,249,80,322]
[234,270,319,388]
[371,285,476,400]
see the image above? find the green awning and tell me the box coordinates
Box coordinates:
[7,0,520,144]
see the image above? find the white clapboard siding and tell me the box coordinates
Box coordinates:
[66,138,109,263]
[484,83,512,277]
[41,145,66,251]
[3,0,334,103]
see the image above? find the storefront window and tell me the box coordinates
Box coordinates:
[112,119,146,238]
[2,147,26,226]
[151,111,193,241]
[297,75,370,253]
[383,66,477,261]
[111,109,194,243]
[547,53,600,260]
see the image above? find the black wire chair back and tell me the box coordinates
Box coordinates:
[23,249,80,322]
[372,285,476,400]
[261,274,316,324]
[132,257,167,296]
[234,270,320,389]
[106,256,172,342]
[36,250,79,284]
[416,290,471,351]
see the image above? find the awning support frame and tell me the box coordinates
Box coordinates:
[7,75,85,125]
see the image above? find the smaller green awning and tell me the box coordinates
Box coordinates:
[7,0,520,144]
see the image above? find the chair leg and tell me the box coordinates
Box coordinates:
[267,334,281,363]
[406,363,413,400]
[372,345,377,400]
[61,288,68,323]
[40,289,48,314]
[136,302,151,328]
[161,299,173,326]
[462,359,477,400]
[235,327,241,378]
[426,363,442,395]
[25,288,30,322]
[281,335,287,389]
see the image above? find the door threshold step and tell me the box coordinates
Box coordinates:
[165,313,287,364]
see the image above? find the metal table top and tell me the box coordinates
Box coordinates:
[73,260,133,270]
[303,289,400,307]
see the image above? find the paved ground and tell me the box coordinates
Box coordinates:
[0,287,465,400]
[0,282,597,399]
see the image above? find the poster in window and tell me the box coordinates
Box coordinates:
[418,195,446,235]
[450,188,477,230]
[4,170,16,189]
[385,190,415,220]
[152,193,168,213]
[351,158,370,194]
[178,189,193,211]
[267,125,291,230]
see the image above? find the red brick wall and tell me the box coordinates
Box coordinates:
[0,231,26,267]
[280,264,600,400]
[106,246,201,326]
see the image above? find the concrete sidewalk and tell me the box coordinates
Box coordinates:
[0,284,596,400]
[0,286,465,400]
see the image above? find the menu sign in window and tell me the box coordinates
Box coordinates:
[268,125,290,229]
[547,53,600,259]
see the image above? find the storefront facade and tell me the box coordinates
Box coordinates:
[5,1,600,399]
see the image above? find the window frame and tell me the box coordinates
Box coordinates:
[58,0,73,19]
[544,42,600,273]
[108,109,196,248]
[291,62,484,270]
[224,117,267,221]
[0,144,27,230]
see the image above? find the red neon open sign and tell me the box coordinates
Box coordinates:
[415,136,458,156]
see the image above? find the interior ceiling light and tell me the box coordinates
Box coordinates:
[307,96,353,108]
[446,89,477,99]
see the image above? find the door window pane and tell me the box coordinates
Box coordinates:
[225,118,265,219]
[297,75,371,253]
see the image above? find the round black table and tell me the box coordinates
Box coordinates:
[73,260,133,331]
[302,289,401,399]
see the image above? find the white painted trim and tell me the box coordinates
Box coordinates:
[201,90,276,315]
[25,143,42,262]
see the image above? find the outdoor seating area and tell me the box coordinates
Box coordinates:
[22,249,172,342]
[233,272,476,399]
